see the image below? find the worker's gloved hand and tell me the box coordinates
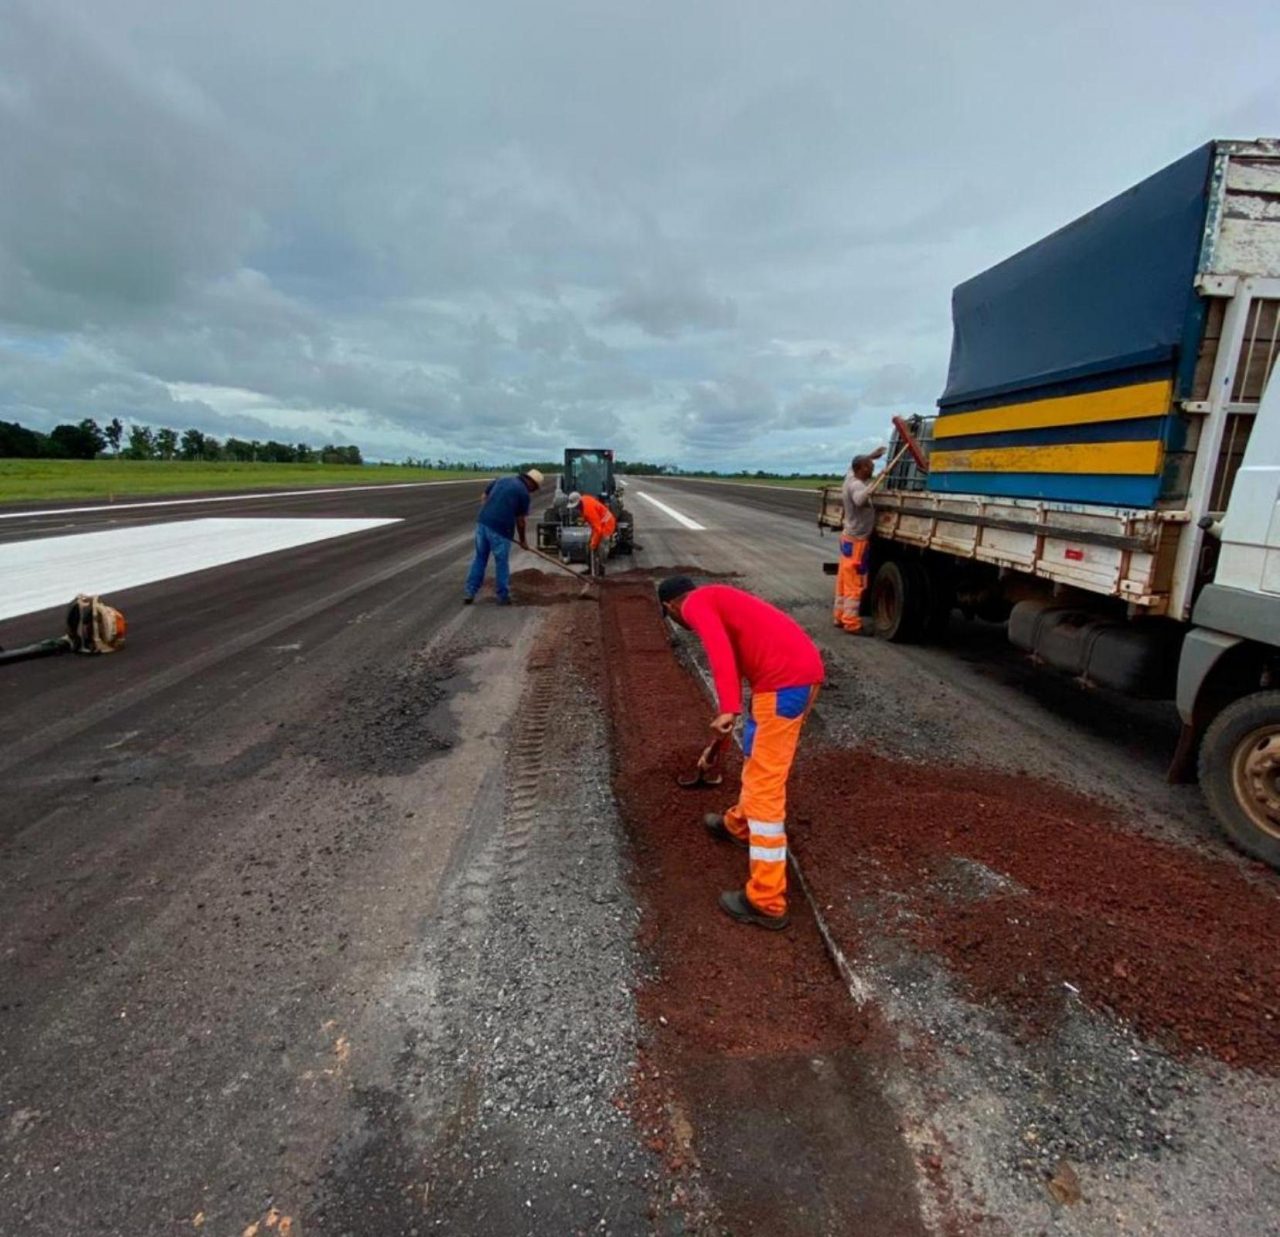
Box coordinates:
[709,712,739,736]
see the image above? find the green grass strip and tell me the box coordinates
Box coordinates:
[0,460,489,505]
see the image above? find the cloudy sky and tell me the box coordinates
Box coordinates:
[2,1,1278,470]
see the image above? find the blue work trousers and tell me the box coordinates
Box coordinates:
[465,524,512,600]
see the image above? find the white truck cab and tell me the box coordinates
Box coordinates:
[1213,372,1280,596]
[1179,369,1280,864]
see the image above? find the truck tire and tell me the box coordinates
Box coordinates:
[871,560,924,643]
[1199,690,1280,869]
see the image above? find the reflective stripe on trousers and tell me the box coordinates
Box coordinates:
[833,536,870,632]
[723,684,819,917]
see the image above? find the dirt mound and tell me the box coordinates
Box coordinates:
[790,748,1280,1073]
[595,585,861,1056]
[506,568,595,605]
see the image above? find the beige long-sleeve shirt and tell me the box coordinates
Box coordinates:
[841,472,875,539]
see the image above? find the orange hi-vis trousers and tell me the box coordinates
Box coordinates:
[833,536,870,632]
[723,684,820,918]
[589,510,617,551]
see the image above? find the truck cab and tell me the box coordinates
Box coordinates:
[1178,370,1280,864]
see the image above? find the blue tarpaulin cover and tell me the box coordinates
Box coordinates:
[939,143,1215,410]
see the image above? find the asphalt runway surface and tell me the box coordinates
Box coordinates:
[1,476,1273,1235]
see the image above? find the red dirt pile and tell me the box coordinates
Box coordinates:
[789,748,1280,1073]
[594,586,864,1057]
[506,568,594,605]
[584,582,929,1235]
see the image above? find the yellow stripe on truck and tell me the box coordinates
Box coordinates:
[930,439,1165,475]
[933,378,1173,440]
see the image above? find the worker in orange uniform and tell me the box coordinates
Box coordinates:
[567,490,616,576]
[658,577,824,930]
[834,446,886,633]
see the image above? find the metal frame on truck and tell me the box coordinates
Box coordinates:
[1170,273,1280,619]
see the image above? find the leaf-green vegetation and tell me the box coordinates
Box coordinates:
[0,459,486,504]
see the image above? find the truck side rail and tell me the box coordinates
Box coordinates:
[820,486,1188,611]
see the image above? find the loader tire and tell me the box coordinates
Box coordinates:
[1199,690,1280,870]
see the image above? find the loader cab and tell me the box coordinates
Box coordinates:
[563,448,615,500]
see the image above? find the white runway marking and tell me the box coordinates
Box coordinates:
[635,491,706,531]
[0,477,488,521]
[0,517,400,620]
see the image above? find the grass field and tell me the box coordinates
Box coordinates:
[0,459,488,505]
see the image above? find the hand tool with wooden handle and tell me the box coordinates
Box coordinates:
[675,734,728,788]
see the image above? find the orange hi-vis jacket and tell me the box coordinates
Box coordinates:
[682,585,824,919]
[578,493,617,551]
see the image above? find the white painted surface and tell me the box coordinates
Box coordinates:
[634,491,706,531]
[0,517,400,620]
[0,477,488,521]
[1218,368,1280,596]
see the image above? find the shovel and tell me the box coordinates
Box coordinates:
[513,541,601,599]
[675,734,728,788]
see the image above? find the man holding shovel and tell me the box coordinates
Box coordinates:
[464,468,543,605]
[659,577,824,931]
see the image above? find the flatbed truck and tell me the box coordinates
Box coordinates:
[820,139,1280,866]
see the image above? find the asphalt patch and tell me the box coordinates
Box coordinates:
[301,642,499,776]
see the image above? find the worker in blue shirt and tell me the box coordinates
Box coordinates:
[464,469,544,605]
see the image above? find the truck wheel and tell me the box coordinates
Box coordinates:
[871,560,923,643]
[1199,690,1280,869]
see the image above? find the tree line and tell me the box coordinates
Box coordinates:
[1,417,830,479]
[0,417,363,465]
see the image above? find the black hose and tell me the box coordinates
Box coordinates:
[0,637,72,666]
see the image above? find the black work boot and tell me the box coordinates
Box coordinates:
[703,813,747,849]
[718,890,789,931]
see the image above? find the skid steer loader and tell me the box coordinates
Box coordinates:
[536,447,635,567]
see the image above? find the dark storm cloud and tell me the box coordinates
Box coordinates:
[0,5,260,330]
[785,387,859,429]
[603,271,738,339]
[2,0,1279,470]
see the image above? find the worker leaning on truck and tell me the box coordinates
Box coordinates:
[659,576,824,931]
[833,446,886,634]
[567,490,617,576]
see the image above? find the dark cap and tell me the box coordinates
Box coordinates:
[657,576,696,606]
